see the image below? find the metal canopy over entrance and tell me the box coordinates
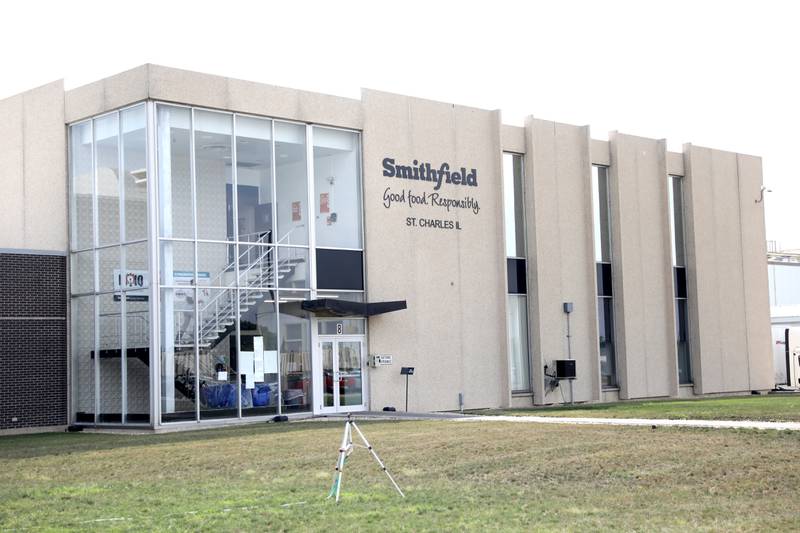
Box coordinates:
[300,298,407,318]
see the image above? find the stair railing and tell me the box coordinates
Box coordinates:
[98,311,150,350]
[189,224,308,347]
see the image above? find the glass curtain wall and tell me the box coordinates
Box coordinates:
[156,106,363,422]
[592,165,617,388]
[669,175,692,384]
[71,103,363,425]
[503,153,531,393]
[69,104,150,424]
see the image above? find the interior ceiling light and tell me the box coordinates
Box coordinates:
[202,144,229,151]
[129,168,147,184]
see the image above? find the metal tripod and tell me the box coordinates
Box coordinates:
[327,414,405,503]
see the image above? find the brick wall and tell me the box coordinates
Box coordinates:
[0,253,67,430]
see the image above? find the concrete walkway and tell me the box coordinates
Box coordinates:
[454,415,800,431]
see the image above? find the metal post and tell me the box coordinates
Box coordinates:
[567,311,574,405]
[405,374,409,412]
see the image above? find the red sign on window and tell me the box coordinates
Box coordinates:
[320,193,330,214]
[292,201,301,221]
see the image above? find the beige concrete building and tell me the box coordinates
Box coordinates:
[0,65,774,431]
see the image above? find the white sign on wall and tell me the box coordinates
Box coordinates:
[240,335,279,389]
[371,354,393,367]
[113,269,149,301]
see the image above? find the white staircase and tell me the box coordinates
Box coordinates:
[188,231,306,350]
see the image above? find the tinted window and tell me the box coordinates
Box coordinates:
[507,258,527,294]
[316,249,364,290]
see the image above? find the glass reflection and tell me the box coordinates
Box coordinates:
[275,122,308,246]
[157,105,193,239]
[96,113,120,246]
[98,293,122,422]
[198,288,238,419]
[598,298,617,388]
[70,121,94,250]
[507,294,531,392]
[322,341,334,407]
[280,304,311,412]
[71,296,95,422]
[338,341,363,406]
[194,110,233,241]
[236,116,273,243]
[240,292,279,416]
[160,287,196,422]
[313,127,362,249]
[122,105,148,242]
[502,153,525,258]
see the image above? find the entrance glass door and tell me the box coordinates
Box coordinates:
[318,337,365,413]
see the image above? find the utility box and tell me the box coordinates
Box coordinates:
[555,359,576,380]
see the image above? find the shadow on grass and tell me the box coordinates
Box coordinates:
[0,418,406,460]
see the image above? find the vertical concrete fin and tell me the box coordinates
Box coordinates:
[659,139,680,399]
[526,118,597,404]
[736,153,774,390]
[609,133,675,400]
[684,143,762,394]
[683,143,710,394]
[524,116,545,404]
[491,109,512,408]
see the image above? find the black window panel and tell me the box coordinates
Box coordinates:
[316,249,364,290]
[676,298,692,384]
[507,258,527,294]
[596,263,613,297]
[674,267,687,298]
[598,297,617,388]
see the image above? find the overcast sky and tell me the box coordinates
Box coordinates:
[2,0,797,249]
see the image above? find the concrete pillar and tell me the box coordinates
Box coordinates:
[608,133,677,400]
[525,118,599,404]
[684,144,773,394]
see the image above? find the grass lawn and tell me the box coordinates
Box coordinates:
[477,394,800,422]
[1,420,798,531]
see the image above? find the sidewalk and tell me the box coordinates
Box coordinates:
[454,415,800,431]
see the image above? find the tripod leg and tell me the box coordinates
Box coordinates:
[336,422,353,502]
[328,421,351,501]
[350,421,405,498]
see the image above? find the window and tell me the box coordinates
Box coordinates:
[68,103,150,425]
[313,127,362,249]
[507,295,531,392]
[669,175,691,384]
[592,166,617,388]
[503,153,525,258]
[275,122,309,246]
[154,105,364,422]
[503,153,531,392]
[72,103,365,425]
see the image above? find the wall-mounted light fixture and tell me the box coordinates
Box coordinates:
[755,185,772,203]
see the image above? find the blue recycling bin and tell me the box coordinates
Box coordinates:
[252,384,270,406]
